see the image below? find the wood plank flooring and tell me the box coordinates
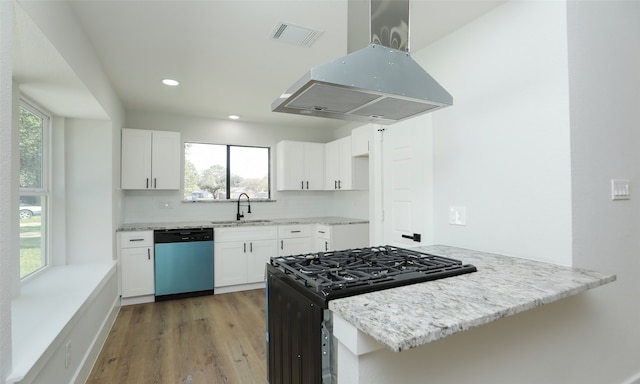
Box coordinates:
[86,289,267,384]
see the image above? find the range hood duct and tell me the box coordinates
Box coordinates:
[271,0,452,125]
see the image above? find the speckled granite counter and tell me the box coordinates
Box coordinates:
[117,216,368,231]
[328,245,616,353]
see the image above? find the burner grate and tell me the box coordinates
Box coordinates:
[271,246,477,300]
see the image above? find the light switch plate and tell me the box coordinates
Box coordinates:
[611,179,631,200]
[449,206,466,225]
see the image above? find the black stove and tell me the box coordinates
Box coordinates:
[269,245,477,307]
[266,246,477,384]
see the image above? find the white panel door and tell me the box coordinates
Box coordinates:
[382,119,434,247]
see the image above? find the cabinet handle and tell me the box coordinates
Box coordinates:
[280,240,283,250]
[146,178,149,189]
[244,242,247,253]
[325,241,328,252]
[250,242,253,252]
[147,248,150,260]
[306,181,309,189]
[154,178,157,188]
[290,230,301,233]
[301,181,304,190]
[338,180,342,189]
[318,231,325,234]
[129,238,144,242]
[334,180,337,189]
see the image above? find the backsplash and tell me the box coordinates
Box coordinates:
[121,189,369,224]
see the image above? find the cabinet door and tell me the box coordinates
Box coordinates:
[324,140,340,190]
[351,125,373,156]
[247,239,278,283]
[304,142,325,190]
[121,129,152,189]
[276,141,305,190]
[337,136,353,189]
[151,131,181,190]
[121,246,154,297]
[279,237,312,257]
[314,224,331,252]
[314,238,331,252]
[214,241,247,287]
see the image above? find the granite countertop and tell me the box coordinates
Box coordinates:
[117,216,368,231]
[328,245,616,353]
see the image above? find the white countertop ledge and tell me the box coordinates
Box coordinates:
[328,245,616,353]
[117,216,368,231]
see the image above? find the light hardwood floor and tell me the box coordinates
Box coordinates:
[86,289,267,384]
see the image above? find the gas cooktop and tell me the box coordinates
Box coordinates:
[269,245,477,302]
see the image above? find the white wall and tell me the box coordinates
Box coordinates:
[64,118,114,264]
[0,1,125,382]
[121,110,370,223]
[567,1,640,381]
[422,1,573,265]
[361,1,639,383]
[0,2,16,380]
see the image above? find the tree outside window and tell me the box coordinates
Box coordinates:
[184,143,270,200]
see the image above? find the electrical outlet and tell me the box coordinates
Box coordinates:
[65,341,71,368]
[159,201,172,209]
[611,179,631,200]
[449,206,466,226]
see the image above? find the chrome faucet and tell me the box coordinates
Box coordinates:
[236,193,251,221]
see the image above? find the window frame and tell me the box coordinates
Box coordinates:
[19,98,51,281]
[183,142,271,201]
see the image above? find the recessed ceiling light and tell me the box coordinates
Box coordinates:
[228,115,240,120]
[162,79,179,86]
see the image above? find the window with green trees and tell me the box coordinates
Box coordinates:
[19,101,49,279]
[184,143,270,200]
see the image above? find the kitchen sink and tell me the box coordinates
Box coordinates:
[211,219,272,224]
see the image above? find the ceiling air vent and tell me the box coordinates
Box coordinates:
[269,22,323,47]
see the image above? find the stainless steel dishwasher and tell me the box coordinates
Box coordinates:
[153,228,214,301]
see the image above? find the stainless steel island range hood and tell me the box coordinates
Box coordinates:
[271,0,452,126]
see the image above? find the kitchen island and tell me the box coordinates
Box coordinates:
[328,245,616,383]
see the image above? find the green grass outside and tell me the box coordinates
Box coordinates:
[20,216,43,278]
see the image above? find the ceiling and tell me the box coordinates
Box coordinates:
[14,0,505,130]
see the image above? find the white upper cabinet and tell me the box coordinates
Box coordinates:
[121,128,181,190]
[351,124,375,157]
[325,136,368,190]
[276,141,325,191]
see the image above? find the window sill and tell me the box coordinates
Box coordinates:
[8,261,116,383]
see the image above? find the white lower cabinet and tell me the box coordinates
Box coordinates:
[278,224,312,256]
[214,226,277,290]
[313,223,369,252]
[119,231,155,305]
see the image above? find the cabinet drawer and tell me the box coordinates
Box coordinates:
[120,231,153,248]
[315,224,331,240]
[215,226,277,242]
[278,224,311,238]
